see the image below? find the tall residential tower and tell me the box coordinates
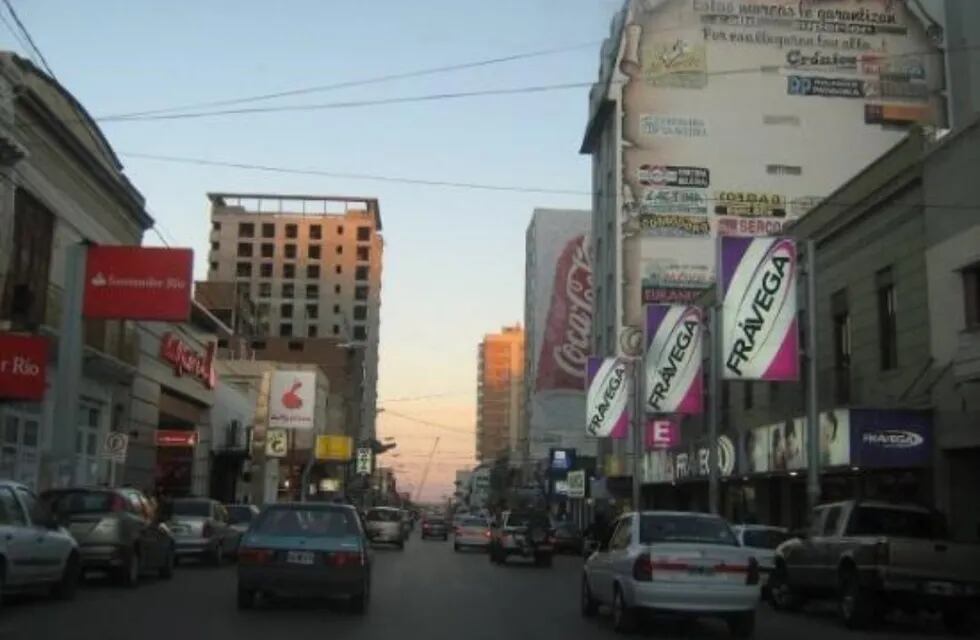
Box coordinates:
[476,325,524,463]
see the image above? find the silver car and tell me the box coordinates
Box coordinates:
[582,511,761,637]
[169,498,240,564]
[364,507,405,549]
[732,524,789,598]
[453,515,491,552]
[226,504,260,542]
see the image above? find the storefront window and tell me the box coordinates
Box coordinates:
[0,406,42,488]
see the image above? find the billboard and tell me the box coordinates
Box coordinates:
[586,357,631,439]
[720,237,799,381]
[639,236,714,304]
[83,246,193,321]
[851,409,931,469]
[0,334,48,401]
[644,305,703,414]
[269,371,317,429]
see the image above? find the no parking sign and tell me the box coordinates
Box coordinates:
[101,432,129,464]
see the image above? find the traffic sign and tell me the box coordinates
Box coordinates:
[266,429,288,458]
[101,432,129,464]
[356,448,373,475]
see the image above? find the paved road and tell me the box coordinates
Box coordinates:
[0,531,969,640]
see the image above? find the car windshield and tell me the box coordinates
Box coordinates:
[640,514,738,546]
[847,506,947,539]
[366,509,400,522]
[460,517,487,527]
[740,528,790,549]
[253,507,360,538]
[42,490,115,514]
[226,506,255,525]
[172,500,211,517]
[506,513,549,528]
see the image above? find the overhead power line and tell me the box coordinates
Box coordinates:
[379,390,474,403]
[382,409,476,436]
[2,0,55,78]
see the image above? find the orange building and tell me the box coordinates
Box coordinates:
[476,325,524,463]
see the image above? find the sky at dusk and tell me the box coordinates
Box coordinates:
[1,0,624,500]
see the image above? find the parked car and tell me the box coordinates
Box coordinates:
[237,502,372,612]
[169,498,239,564]
[553,521,585,555]
[732,524,789,599]
[421,515,449,541]
[41,487,175,586]
[770,500,980,632]
[226,504,260,542]
[489,510,555,567]
[581,511,760,637]
[453,515,491,551]
[364,507,405,549]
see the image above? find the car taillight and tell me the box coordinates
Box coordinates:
[746,557,760,585]
[874,540,890,565]
[239,548,273,565]
[454,527,461,535]
[326,551,362,568]
[484,530,491,539]
[110,494,126,512]
[633,553,654,582]
[202,523,213,538]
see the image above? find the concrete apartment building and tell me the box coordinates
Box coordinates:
[206,194,383,440]
[476,325,524,463]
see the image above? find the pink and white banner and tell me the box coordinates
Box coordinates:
[644,305,703,414]
[720,237,799,381]
[586,357,630,439]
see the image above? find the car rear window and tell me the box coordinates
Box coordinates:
[640,514,738,546]
[847,506,946,539]
[507,513,548,528]
[366,509,400,522]
[460,517,487,527]
[43,491,115,514]
[227,506,256,525]
[172,500,212,517]
[255,507,359,538]
[741,529,790,549]
[425,517,446,524]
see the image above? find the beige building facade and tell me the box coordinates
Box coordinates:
[476,325,525,463]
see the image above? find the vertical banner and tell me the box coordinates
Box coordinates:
[585,357,630,439]
[720,237,799,381]
[645,418,680,450]
[644,305,703,414]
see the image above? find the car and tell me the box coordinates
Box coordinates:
[453,515,491,551]
[553,521,585,555]
[399,509,413,538]
[581,511,761,637]
[41,487,175,586]
[421,515,449,540]
[731,524,789,599]
[226,504,260,543]
[0,480,80,602]
[364,507,405,548]
[489,510,554,567]
[169,497,240,564]
[237,502,372,612]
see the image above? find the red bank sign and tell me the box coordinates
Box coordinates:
[83,246,194,321]
[0,334,48,401]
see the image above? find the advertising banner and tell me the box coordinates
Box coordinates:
[720,237,799,381]
[644,305,703,415]
[741,409,851,474]
[640,236,714,304]
[160,333,216,389]
[83,246,193,321]
[315,435,353,462]
[645,418,680,450]
[586,357,630,439]
[565,469,586,498]
[549,448,576,471]
[851,409,931,469]
[269,371,317,429]
[0,333,48,401]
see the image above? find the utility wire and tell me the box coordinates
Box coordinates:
[379,390,474,403]
[0,7,31,58]
[2,0,55,78]
[382,409,476,436]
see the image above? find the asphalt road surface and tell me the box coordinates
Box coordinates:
[0,531,969,640]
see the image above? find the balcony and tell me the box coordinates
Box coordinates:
[954,329,980,382]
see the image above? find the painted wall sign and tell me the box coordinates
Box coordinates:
[643,39,708,88]
[788,75,865,98]
[641,188,709,215]
[638,214,712,237]
[83,246,193,321]
[160,333,216,389]
[786,49,858,71]
[638,165,710,188]
[586,357,630,439]
[0,334,48,401]
[851,409,931,468]
[644,305,703,415]
[640,114,707,138]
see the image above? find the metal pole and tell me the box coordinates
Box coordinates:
[805,240,821,512]
[631,357,643,512]
[708,305,721,515]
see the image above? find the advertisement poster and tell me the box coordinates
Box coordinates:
[741,409,851,474]
[644,305,703,414]
[269,370,317,429]
[720,237,799,381]
[645,418,680,450]
[83,246,193,321]
[586,357,630,439]
[851,409,931,468]
[640,236,714,304]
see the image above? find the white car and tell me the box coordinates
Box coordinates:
[0,480,80,602]
[582,511,761,637]
[453,515,491,551]
[731,524,790,598]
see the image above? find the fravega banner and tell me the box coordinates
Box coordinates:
[644,305,703,414]
[720,237,799,381]
[586,357,630,439]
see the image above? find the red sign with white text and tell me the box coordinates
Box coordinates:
[0,334,48,401]
[155,430,198,447]
[160,332,216,389]
[83,246,193,321]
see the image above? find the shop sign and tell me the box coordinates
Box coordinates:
[83,246,193,321]
[315,435,353,462]
[265,428,288,458]
[716,216,790,237]
[638,214,711,237]
[861,54,925,80]
[642,435,736,484]
[644,305,703,415]
[714,192,786,218]
[851,409,931,468]
[640,114,707,138]
[550,448,576,471]
[356,448,373,475]
[643,287,706,304]
[638,165,710,189]
[160,333,216,389]
[269,370,317,429]
[155,430,198,447]
[788,75,865,98]
[645,418,680,450]
[641,189,708,216]
[0,333,48,401]
[586,357,631,439]
[566,469,586,498]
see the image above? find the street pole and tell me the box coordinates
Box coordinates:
[631,356,643,513]
[708,305,721,515]
[805,240,821,512]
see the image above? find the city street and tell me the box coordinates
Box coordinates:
[0,531,968,640]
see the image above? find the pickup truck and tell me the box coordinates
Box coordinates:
[769,500,980,632]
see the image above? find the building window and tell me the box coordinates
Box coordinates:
[306,284,319,298]
[308,325,318,338]
[743,383,754,410]
[285,224,298,239]
[262,223,275,238]
[357,246,370,262]
[288,341,304,352]
[355,265,369,281]
[259,282,272,298]
[353,305,367,321]
[260,263,273,278]
[963,263,980,330]
[282,283,295,298]
[212,222,221,231]
[337,225,344,235]
[357,226,371,242]
[279,323,293,337]
[334,285,341,294]
[832,289,851,404]
[336,245,343,255]
[333,304,341,314]
[283,264,295,279]
[876,267,897,370]
[284,244,297,259]
[257,303,270,319]
[210,241,219,252]
[209,261,218,272]
[332,324,340,335]
[310,224,322,240]
[353,325,367,341]
[280,303,293,317]
[305,304,319,319]
[307,265,320,279]
[335,265,342,275]
[238,223,254,238]
[251,340,266,350]
[355,285,369,301]
[261,243,274,258]
[308,245,321,260]
[236,262,252,277]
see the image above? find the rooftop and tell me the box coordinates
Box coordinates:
[207,192,382,230]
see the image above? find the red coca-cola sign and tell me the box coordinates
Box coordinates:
[535,235,593,392]
[160,332,216,389]
[0,333,48,401]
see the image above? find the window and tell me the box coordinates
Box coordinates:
[210,241,219,252]
[262,223,275,238]
[256,303,270,319]
[238,222,254,238]
[261,243,274,258]
[337,225,344,235]
[307,265,320,279]
[333,304,341,314]
[823,506,842,536]
[258,282,272,298]
[306,284,319,298]
[212,222,221,231]
[285,224,298,239]
[308,325,318,338]
[876,267,897,370]
[357,226,371,242]
[353,325,367,340]
[308,245,321,260]
[0,487,26,525]
[282,283,294,298]
[336,245,343,255]
[332,324,340,335]
[640,514,736,546]
[335,265,342,275]
[236,262,252,277]
[283,264,295,279]
[743,382,754,410]
[305,304,319,319]
[609,517,633,550]
[355,265,369,281]
[259,263,273,278]
[279,323,293,337]
[280,303,293,317]
[964,264,980,330]
[355,285,369,301]
[357,246,370,262]
[310,224,322,240]
[1,189,55,328]
[284,244,297,259]
[334,285,341,294]
[288,341,304,352]
[209,261,218,272]
[353,305,367,321]
[237,242,253,257]
[807,508,828,537]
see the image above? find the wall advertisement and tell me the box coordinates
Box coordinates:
[269,370,317,430]
[585,357,630,439]
[642,434,737,484]
[640,236,714,304]
[644,305,703,415]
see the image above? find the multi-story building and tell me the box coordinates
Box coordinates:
[523,209,594,464]
[206,194,383,441]
[476,325,524,463]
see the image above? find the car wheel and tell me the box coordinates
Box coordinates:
[768,563,803,611]
[159,546,175,580]
[612,585,637,634]
[237,585,256,610]
[839,568,877,629]
[581,575,599,618]
[942,609,972,635]
[117,550,140,588]
[52,553,80,600]
[727,611,755,638]
[210,543,224,567]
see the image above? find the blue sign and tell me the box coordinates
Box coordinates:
[851,410,931,469]
[549,448,576,472]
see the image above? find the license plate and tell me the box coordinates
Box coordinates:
[287,551,314,565]
[925,581,956,596]
[688,566,716,577]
